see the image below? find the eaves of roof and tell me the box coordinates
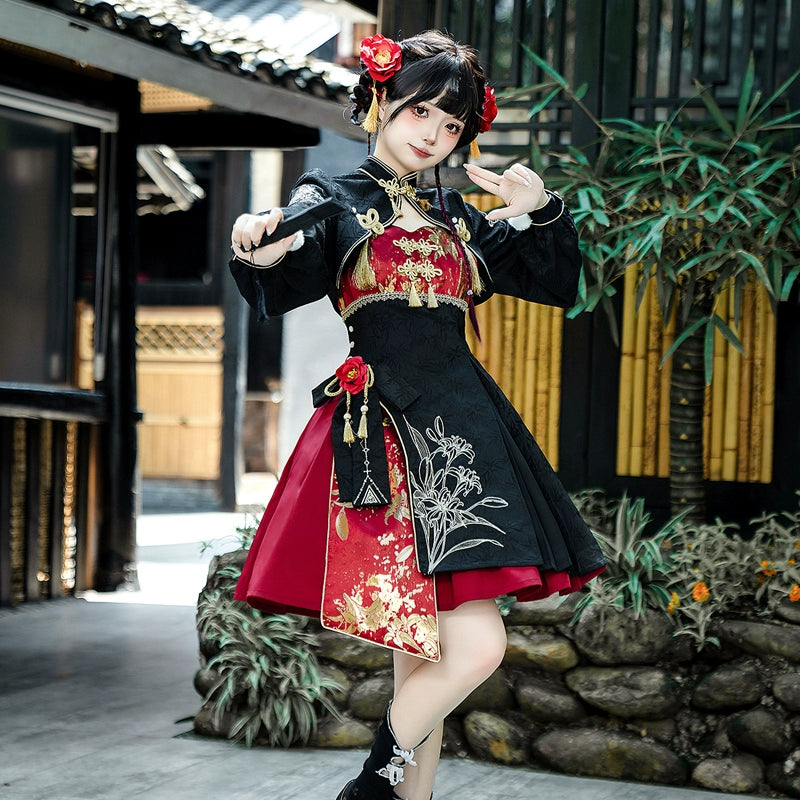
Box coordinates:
[0,0,364,137]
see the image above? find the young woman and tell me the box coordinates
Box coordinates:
[229,30,605,800]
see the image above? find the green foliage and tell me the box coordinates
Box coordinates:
[196,560,340,747]
[508,53,800,382]
[571,491,800,650]
[571,494,689,622]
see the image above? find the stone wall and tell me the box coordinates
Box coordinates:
[305,596,800,799]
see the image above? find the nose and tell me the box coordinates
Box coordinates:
[422,123,438,146]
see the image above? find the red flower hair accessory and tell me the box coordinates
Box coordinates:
[359,34,403,83]
[478,85,498,133]
[335,356,369,394]
[359,34,402,134]
[470,85,498,158]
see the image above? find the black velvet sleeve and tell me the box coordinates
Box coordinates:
[458,190,582,309]
[228,170,339,320]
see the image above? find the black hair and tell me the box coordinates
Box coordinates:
[350,30,487,150]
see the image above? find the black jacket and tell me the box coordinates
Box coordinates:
[229,156,605,579]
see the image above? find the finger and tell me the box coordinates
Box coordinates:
[485,206,518,222]
[463,163,501,185]
[504,169,532,188]
[466,170,504,195]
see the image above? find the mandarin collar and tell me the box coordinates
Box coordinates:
[358,156,418,189]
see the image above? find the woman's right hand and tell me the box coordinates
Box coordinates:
[230,208,299,267]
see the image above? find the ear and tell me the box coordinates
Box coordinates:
[377,93,388,121]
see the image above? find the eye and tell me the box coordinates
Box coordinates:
[445,122,462,135]
[411,105,429,118]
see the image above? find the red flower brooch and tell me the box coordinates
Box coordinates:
[326,356,375,443]
[335,356,369,394]
[360,34,403,83]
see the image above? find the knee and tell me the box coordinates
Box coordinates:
[462,622,507,686]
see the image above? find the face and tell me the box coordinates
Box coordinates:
[373,97,465,175]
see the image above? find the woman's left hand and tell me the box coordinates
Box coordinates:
[463,162,549,221]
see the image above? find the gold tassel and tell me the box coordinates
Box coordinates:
[465,247,484,295]
[352,240,377,289]
[470,138,481,159]
[343,394,355,443]
[362,89,380,134]
[357,403,369,439]
[427,284,439,308]
[408,282,423,307]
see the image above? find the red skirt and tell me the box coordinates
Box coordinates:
[234,402,602,615]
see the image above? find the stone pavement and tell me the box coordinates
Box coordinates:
[0,481,766,800]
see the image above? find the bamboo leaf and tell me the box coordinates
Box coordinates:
[712,314,745,354]
[519,43,569,88]
[661,315,707,366]
[735,55,756,132]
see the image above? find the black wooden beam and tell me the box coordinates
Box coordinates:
[0,419,13,606]
[136,112,320,149]
[0,383,106,423]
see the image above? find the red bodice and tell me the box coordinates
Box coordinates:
[339,225,468,310]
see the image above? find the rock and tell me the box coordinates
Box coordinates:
[193,668,218,697]
[441,717,468,758]
[728,708,794,759]
[775,672,800,712]
[349,676,393,720]
[193,701,237,738]
[320,663,351,708]
[766,759,800,799]
[516,675,586,723]
[692,663,765,711]
[776,598,800,626]
[462,711,528,765]
[565,666,681,719]
[625,718,677,744]
[692,754,764,793]
[503,630,579,673]
[311,716,376,748]
[719,620,800,663]
[504,594,578,626]
[315,630,393,670]
[533,729,688,784]
[571,606,675,665]
[453,668,514,715]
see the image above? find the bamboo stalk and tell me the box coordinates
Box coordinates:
[736,286,755,482]
[500,296,516,396]
[524,304,539,434]
[512,299,528,415]
[761,288,777,483]
[617,266,639,475]
[630,277,650,476]
[658,307,675,477]
[535,305,552,445]
[708,290,728,481]
[644,281,662,475]
[547,309,564,468]
[721,289,741,481]
[749,285,767,482]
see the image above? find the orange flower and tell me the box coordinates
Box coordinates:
[788,559,796,567]
[667,592,681,614]
[761,560,777,577]
[789,585,800,603]
[692,581,710,603]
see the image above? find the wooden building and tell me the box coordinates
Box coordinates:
[0,0,369,605]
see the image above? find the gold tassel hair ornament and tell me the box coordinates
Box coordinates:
[362,84,380,134]
[469,138,481,159]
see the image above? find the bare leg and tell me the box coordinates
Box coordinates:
[389,599,507,799]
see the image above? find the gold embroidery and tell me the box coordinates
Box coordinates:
[397,257,443,308]
[455,217,472,242]
[377,177,419,215]
[356,208,385,236]
[393,236,445,259]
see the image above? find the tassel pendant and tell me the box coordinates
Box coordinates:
[357,404,369,438]
[408,282,423,307]
[470,138,481,159]
[427,284,438,308]
[362,88,380,134]
[343,394,355,444]
[353,240,377,289]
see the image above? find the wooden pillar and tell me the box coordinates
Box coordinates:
[95,76,140,591]
[0,418,12,605]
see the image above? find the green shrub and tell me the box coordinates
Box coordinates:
[196,561,340,747]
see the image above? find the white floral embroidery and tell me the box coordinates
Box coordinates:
[404,415,508,571]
